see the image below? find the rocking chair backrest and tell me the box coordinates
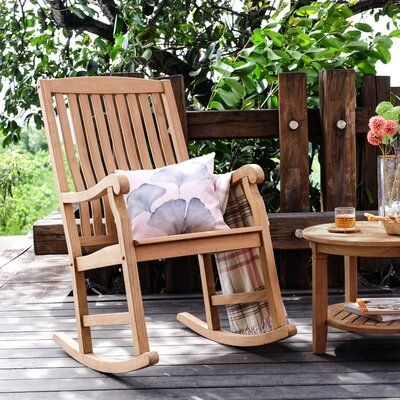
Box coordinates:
[38,77,189,238]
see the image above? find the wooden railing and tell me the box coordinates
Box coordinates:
[33,70,395,290]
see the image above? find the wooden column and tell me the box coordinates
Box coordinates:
[278,72,310,288]
[359,75,391,209]
[319,69,356,287]
[279,72,310,212]
[319,69,357,210]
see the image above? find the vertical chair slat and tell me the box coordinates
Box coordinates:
[103,94,129,171]
[55,93,91,237]
[151,93,176,164]
[78,94,111,235]
[160,80,189,162]
[126,94,153,169]
[138,93,165,167]
[91,94,118,235]
[68,94,103,236]
[114,94,143,170]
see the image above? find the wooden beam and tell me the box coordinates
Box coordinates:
[82,312,130,327]
[33,211,377,255]
[187,107,372,140]
[211,290,267,306]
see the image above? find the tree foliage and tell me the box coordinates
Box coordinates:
[0,129,57,234]
[0,0,399,146]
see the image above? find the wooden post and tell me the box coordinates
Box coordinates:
[359,75,391,209]
[278,72,310,288]
[279,72,309,212]
[320,69,357,210]
[319,69,357,287]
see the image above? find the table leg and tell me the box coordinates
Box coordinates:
[312,245,328,355]
[344,256,358,303]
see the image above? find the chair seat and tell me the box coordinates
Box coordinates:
[134,226,263,262]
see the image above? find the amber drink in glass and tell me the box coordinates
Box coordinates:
[335,207,356,230]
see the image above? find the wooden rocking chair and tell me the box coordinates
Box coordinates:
[38,76,296,373]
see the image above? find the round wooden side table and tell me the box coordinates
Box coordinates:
[302,221,400,355]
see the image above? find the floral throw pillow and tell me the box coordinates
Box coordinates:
[117,153,229,240]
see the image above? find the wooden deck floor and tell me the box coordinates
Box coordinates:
[2,241,400,399]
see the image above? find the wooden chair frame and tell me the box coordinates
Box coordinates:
[38,76,295,373]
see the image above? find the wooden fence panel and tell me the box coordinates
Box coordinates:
[278,72,310,288]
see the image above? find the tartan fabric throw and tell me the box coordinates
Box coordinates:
[213,173,285,335]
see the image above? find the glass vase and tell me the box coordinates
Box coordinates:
[378,155,400,216]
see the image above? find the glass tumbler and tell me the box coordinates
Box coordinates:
[335,207,356,230]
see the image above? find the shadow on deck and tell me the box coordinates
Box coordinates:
[1,239,400,399]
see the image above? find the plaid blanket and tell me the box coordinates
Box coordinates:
[213,173,284,334]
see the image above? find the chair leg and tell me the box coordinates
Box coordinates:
[258,230,288,329]
[177,252,296,347]
[198,254,220,331]
[121,251,152,356]
[72,265,93,354]
[54,257,159,373]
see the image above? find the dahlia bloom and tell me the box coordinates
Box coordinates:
[369,115,386,133]
[384,120,398,136]
[367,130,382,146]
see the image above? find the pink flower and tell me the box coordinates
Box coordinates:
[384,120,398,136]
[367,130,382,146]
[369,116,386,133]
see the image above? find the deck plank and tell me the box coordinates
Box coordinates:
[0,247,400,399]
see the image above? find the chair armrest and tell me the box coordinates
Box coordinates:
[231,164,265,186]
[61,174,130,204]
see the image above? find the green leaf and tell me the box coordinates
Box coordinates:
[212,60,234,76]
[296,33,311,47]
[209,101,225,111]
[296,5,320,16]
[374,35,393,47]
[234,62,256,75]
[205,42,216,59]
[389,29,400,38]
[354,22,373,33]
[224,78,246,98]
[113,14,123,37]
[357,61,376,74]
[265,30,284,47]
[215,89,240,107]
[242,98,255,110]
[345,40,368,50]
[142,48,152,60]
[241,76,256,94]
[376,44,391,63]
